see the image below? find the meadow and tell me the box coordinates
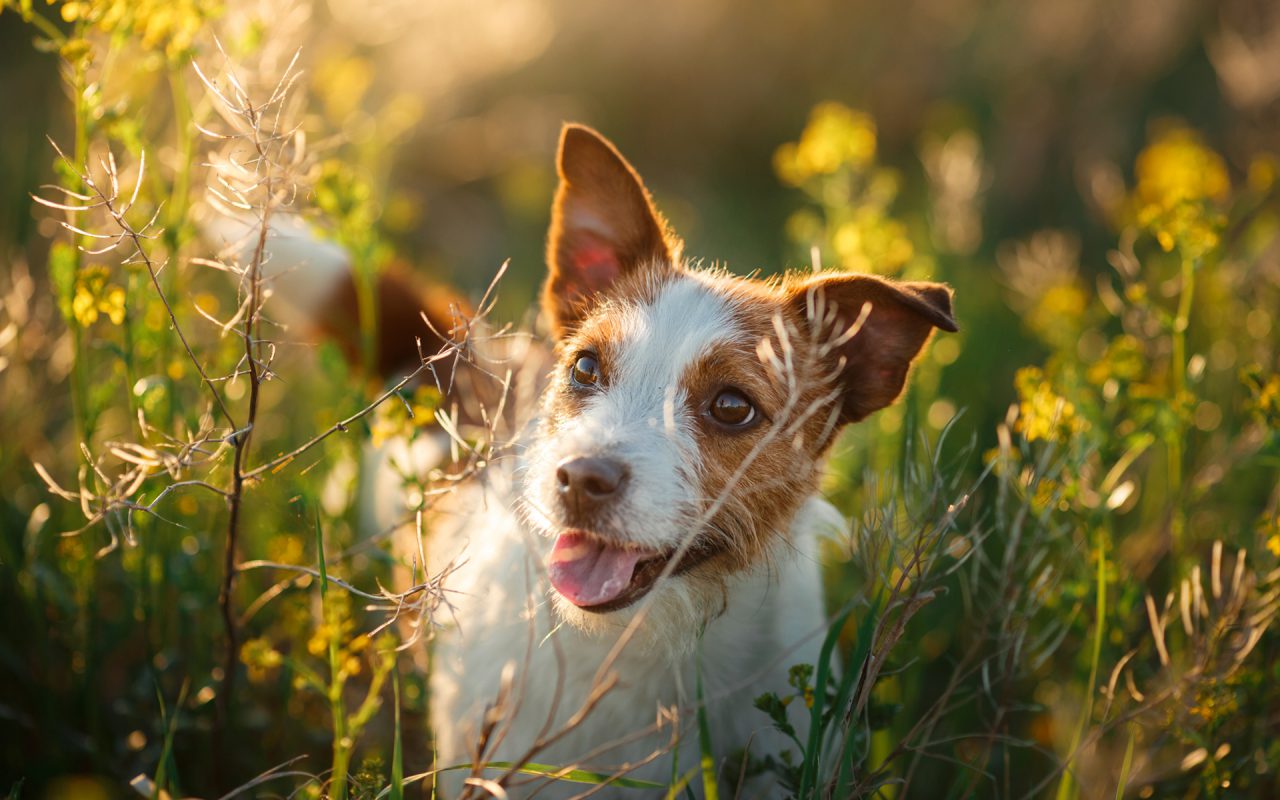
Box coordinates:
[1,0,1278,797]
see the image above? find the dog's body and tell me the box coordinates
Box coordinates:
[251,125,956,797]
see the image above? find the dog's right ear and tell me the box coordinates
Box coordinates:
[544,124,679,339]
[791,272,958,424]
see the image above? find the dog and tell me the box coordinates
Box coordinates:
[249,124,956,797]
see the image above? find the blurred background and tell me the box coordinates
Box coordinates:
[2,0,1280,797]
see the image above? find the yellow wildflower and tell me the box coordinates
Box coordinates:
[241,637,283,683]
[774,102,877,186]
[71,266,126,327]
[1135,124,1229,209]
[1242,365,1280,429]
[266,534,305,565]
[370,384,442,447]
[1133,124,1229,258]
[47,0,221,60]
[1013,367,1090,443]
[832,209,913,274]
[1086,335,1146,387]
[307,627,330,658]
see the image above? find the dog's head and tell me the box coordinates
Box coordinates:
[522,125,957,636]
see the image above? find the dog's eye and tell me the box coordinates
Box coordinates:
[570,353,601,388]
[709,389,756,427]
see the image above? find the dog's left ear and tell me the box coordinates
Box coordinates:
[792,273,958,423]
[544,124,680,338]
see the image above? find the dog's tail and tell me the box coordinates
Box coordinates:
[206,214,469,385]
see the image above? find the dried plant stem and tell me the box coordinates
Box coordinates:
[217,171,273,759]
[244,357,433,480]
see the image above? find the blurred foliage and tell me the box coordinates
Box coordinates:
[1,0,1280,798]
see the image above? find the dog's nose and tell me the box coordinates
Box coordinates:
[556,456,628,514]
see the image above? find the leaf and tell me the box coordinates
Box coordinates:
[753,692,796,740]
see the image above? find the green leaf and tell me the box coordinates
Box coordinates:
[753,692,796,741]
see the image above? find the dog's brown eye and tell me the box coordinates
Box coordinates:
[570,354,600,388]
[709,389,756,427]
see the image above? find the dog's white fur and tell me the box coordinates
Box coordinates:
[426,443,840,797]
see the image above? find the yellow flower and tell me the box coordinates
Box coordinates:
[1133,124,1229,258]
[1086,335,1145,387]
[71,266,126,327]
[1026,284,1087,348]
[1013,367,1090,443]
[47,0,221,60]
[266,534,305,565]
[371,384,441,446]
[241,637,283,683]
[775,102,877,186]
[1135,124,1230,210]
[315,55,374,122]
[307,627,330,658]
[832,209,913,274]
[1242,365,1280,428]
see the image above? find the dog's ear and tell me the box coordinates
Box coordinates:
[791,273,958,423]
[544,124,679,338]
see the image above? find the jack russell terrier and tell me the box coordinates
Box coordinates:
[252,124,956,797]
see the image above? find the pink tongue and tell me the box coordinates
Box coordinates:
[547,532,644,607]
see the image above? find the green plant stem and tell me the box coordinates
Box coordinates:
[316,515,350,800]
[162,66,194,426]
[1114,724,1136,800]
[66,36,90,446]
[8,1,66,43]
[61,22,105,757]
[1055,526,1107,800]
[1168,255,1196,554]
[695,660,719,800]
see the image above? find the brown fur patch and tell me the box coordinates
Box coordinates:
[314,262,468,382]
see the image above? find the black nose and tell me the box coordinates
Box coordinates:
[556,456,628,515]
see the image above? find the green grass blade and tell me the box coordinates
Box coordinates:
[664,768,698,800]
[1055,530,1107,800]
[834,596,885,795]
[1114,724,1136,800]
[798,605,855,798]
[153,677,189,800]
[696,660,721,800]
[390,669,404,800]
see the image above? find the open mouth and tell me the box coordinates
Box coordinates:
[546,530,674,613]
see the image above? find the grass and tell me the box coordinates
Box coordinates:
[1,3,1279,799]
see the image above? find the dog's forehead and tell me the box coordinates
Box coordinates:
[608,273,749,388]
